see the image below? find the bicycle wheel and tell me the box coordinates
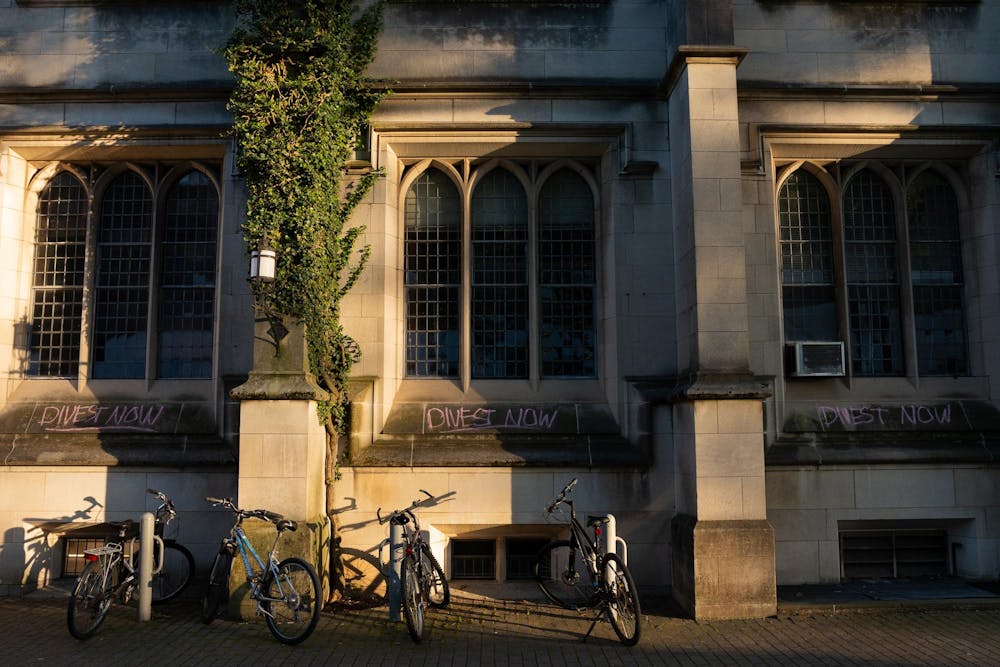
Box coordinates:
[602,552,642,646]
[400,554,424,643]
[261,557,321,645]
[419,542,449,608]
[135,541,194,604]
[534,539,598,609]
[67,561,113,640]
[200,551,231,625]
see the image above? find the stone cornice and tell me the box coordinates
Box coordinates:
[626,373,773,403]
[0,85,232,105]
[661,45,750,98]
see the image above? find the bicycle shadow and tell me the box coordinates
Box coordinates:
[332,490,457,609]
[15,497,104,591]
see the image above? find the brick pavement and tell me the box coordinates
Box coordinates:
[3,592,999,666]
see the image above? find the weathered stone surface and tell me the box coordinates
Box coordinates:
[230,318,329,402]
[672,514,777,620]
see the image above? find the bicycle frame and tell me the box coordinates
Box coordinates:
[537,478,642,646]
[547,482,605,589]
[211,501,298,614]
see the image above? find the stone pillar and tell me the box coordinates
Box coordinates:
[229,316,331,615]
[665,46,776,620]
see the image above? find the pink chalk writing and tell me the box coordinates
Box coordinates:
[36,403,167,432]
[425,405,560,433]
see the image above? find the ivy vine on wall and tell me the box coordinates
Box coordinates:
[224,0,386,433]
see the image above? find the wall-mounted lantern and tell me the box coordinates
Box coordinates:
[249,247,276,283]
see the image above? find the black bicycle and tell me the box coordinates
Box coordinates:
[378,490,450,643]
[140,488,194,604]
[534,478,642,646]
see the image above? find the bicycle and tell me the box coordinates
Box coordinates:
[66,519,144,639]
[200,497,321,645]
[138,488,194,604]
[534,478,642,646]
[377,490,450,643]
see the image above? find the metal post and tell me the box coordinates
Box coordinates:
[137,512,154,621]
[604,513,617,557]
[388,522,403,621]
[604,513,628,565]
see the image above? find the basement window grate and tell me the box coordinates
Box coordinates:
[840,529,947,579]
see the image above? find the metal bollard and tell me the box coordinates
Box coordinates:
[388,522,403,622]
[604,513,628,565]
[137,512,154,621]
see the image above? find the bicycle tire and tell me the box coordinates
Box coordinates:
[134,541,194,604]
[602,552,642,646]
[261,557,321,645]
[419,542,450,608]
[400,555,424,643]
[67,561,113,640]
[534,539,599,609]
[200,551,231,625]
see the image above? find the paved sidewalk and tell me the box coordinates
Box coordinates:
[3,588,1000,666]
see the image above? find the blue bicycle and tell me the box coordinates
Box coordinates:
[200,497,321,644]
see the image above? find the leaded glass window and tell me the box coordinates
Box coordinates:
[29,171,88,377]
[777,162,968,380]
[778,170,837,341]
[405,169,461,377]
[907,171,966,375]
[539,169,596,378]
[402,160,598,382]
[158,170,219,378]
[471,169,528,379]
[26,163,220,381]
[93,171,153,379]
[844,169,902,376]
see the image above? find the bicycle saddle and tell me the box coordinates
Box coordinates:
[586,515,610,527]
[276,519,297,532]
[108,519,139,537]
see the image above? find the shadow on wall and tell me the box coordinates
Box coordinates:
[2,496,103,593]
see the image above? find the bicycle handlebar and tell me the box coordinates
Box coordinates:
[545,477,579,513]
[376,489,437,525]
[205,496,286,525]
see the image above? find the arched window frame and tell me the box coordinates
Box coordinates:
[24,161,222,385]
[400,158,600,391]
[775,160,969,381]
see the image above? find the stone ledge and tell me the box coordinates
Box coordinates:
[349,434,648,468]
[627,373,772,403]
[0,433,235,466]
[766,432,1000,466]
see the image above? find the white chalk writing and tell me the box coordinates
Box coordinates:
[816,403,952,431]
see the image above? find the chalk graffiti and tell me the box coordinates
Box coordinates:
[36,403,167,433]
[816,403,953,431]
[424,405,560,433]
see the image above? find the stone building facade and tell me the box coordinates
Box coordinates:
[0,1,997,620]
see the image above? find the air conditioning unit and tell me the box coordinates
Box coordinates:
[784,341,846,377]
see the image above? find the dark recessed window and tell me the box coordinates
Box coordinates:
[505,537,549,580]
[451,539,495,580]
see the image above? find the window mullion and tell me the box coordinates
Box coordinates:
[79,186,97,388]
[896,177,919,386]
[461,178,472,393]
[528,181,540,389]
[146,182,161,389]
